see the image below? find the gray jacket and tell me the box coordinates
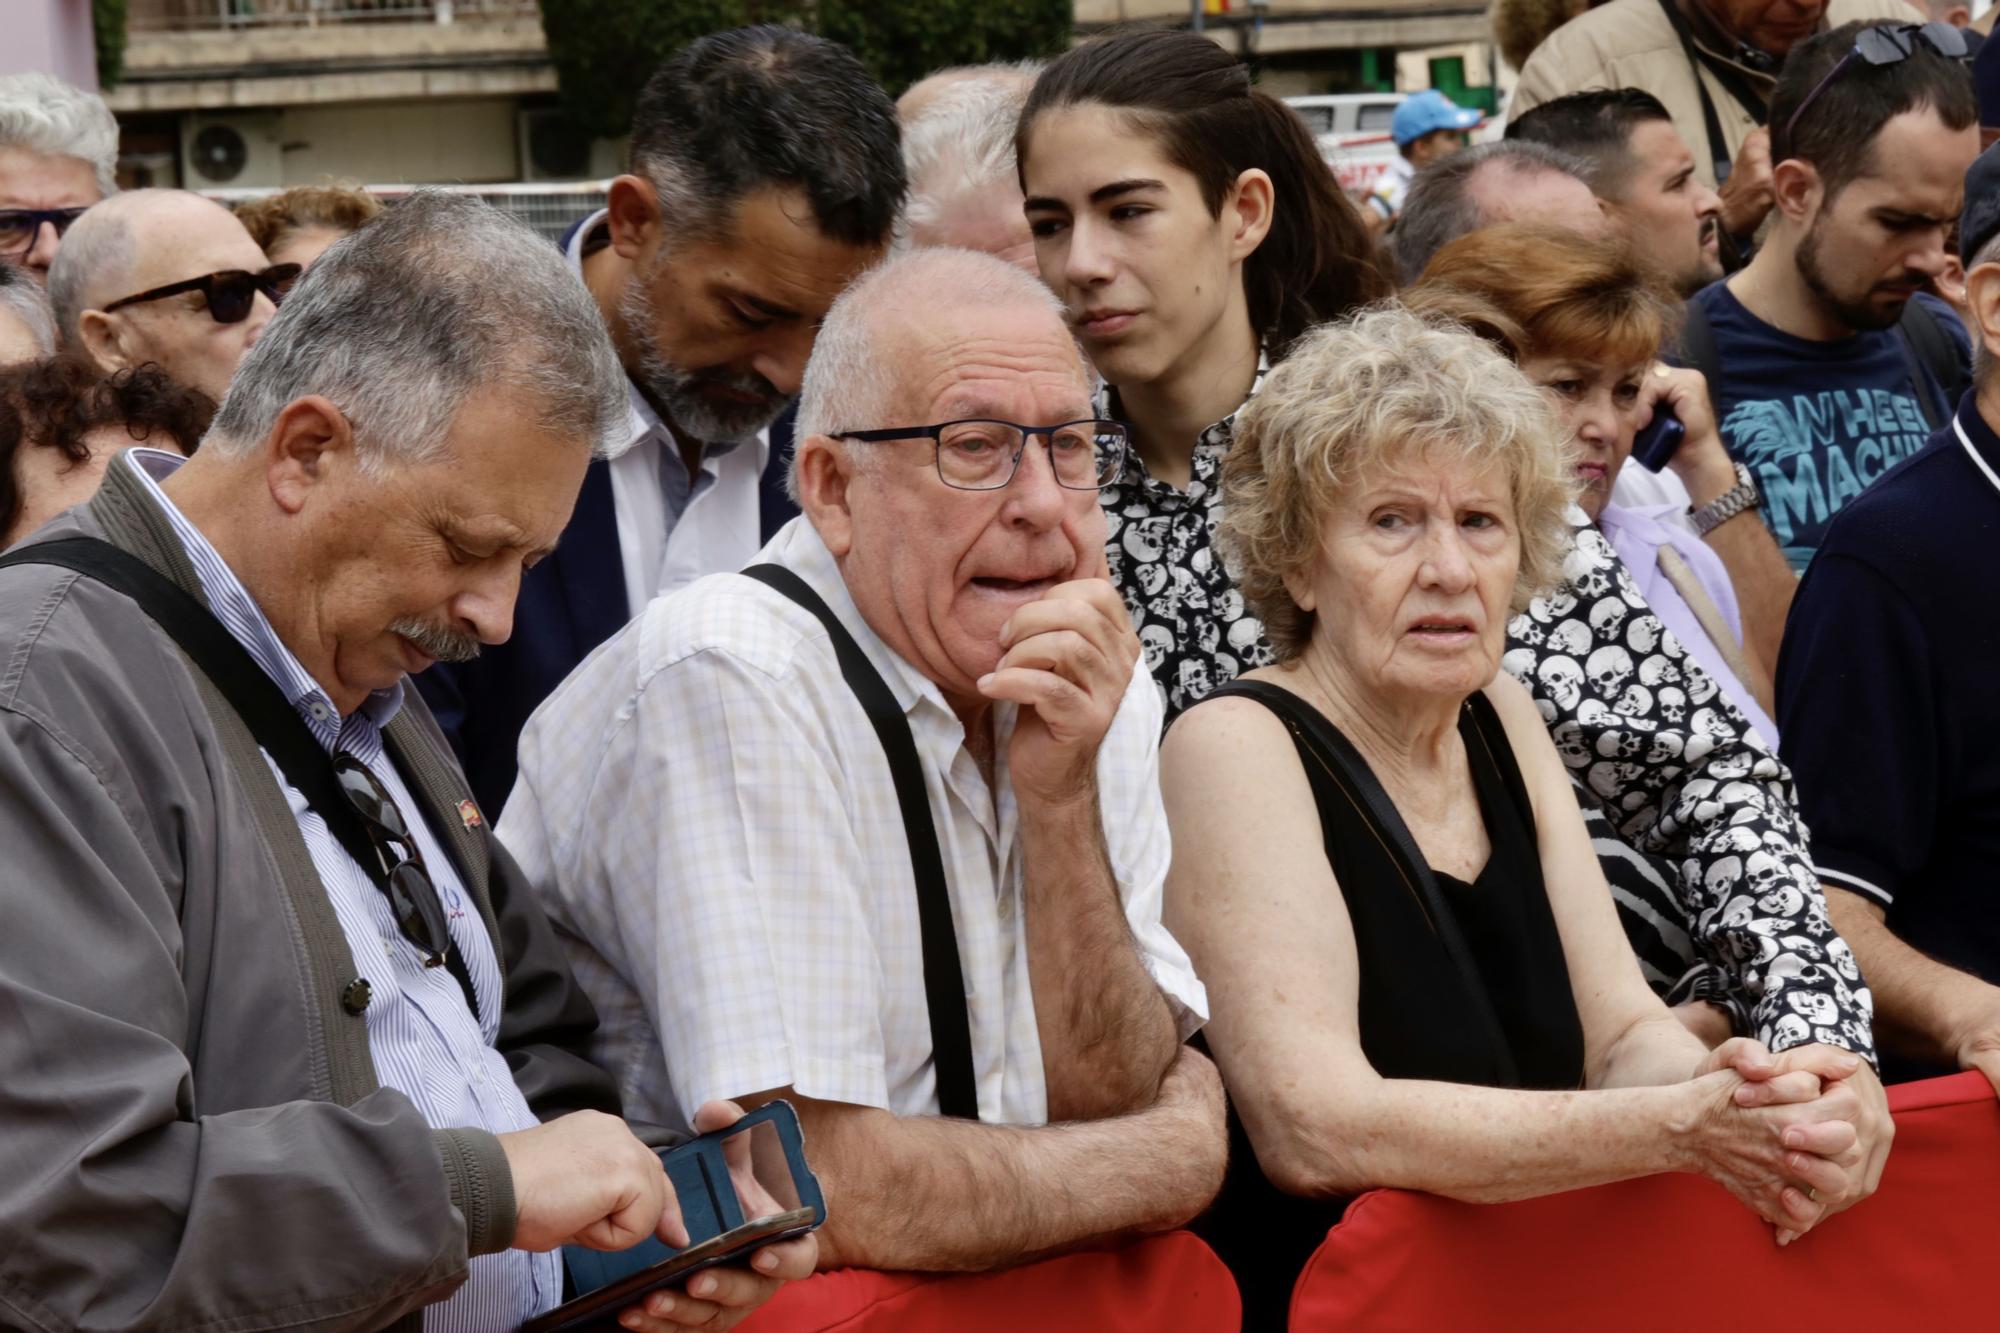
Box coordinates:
[0,462,619,1331]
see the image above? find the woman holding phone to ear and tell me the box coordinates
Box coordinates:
[1016,29,1388,721]
[1408,222,1783,736]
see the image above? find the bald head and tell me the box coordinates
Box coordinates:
[793,246,1085,478]
[901,67,1042,270]
[898,60,1039,124]
[1464,157,1605,233]
[50,190,264,343]
[49,189,275,401]
[1392,140,1600,284]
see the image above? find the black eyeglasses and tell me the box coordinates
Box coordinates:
[1781,22,1971,154]
[831,418,1131,491]
[0,206,89,260]
[333,753,452,969]
[100,262,302,325]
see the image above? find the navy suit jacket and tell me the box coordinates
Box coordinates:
[420,414,799,819]
[419,210,798,816]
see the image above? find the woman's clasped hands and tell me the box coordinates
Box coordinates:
[1683,1037,1891,1246]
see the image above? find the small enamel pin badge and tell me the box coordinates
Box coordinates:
[457,799,484,831]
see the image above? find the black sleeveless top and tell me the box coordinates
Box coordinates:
[1186,680,1586,1330]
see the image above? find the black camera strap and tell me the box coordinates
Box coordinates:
[1657,0,1770,186]
[0,537,479,1019]
[740,563,980,1121]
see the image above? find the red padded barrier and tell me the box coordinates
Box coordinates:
[738,1230,1240,1332]
[1291,1072,2000,1330]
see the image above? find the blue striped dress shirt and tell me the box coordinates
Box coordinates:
[125,450,559,1329]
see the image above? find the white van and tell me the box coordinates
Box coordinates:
[1283,93,1405,198]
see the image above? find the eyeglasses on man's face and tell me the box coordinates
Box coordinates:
[830,418,1131,491]
[0,207,89,262]
[100,263,302,326]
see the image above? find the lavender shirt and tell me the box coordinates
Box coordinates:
[1596,501,1780,747]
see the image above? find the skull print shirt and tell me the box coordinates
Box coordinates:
[1099,372,1273,723]
[1503,514,1877,1064]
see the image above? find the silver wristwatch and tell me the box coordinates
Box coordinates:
[1690,462,1760,537]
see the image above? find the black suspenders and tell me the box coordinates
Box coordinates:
[740,563,980,1120]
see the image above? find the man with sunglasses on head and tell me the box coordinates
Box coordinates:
[0,192,813,1331]
[1684,20,1979,572]
[1508,0,1925,248]
[503,247,1229,1284]
[0,73,116,287]
[47,189,289,404]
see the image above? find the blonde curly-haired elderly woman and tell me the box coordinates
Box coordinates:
[1162,304,1871,1321]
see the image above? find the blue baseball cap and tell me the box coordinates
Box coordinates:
[1392,90,1483,147]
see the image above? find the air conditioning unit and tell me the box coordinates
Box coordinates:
[180,113,285,189]
[517,107,621,183]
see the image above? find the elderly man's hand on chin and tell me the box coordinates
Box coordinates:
[1691,1037,1891,1245]
[980,578,1141,805]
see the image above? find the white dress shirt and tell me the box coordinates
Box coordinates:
[567,211,772,614]
[124,451,557,1330]
[501,517,1206,1135]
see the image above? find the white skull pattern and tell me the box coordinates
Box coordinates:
[1586,644,1635,696]
[1538,656,1585,711]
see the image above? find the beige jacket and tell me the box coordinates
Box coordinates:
[1508,0,1924,189]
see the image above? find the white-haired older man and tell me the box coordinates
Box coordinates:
[504,246,1228,1273]
[0,72,117,284]
[899,62,1040,270]
[50,189,283,401]
[0,192,812,1332]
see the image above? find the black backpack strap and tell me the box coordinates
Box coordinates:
[1204,679,1520,1085]
[1895,297,1965,431]
[1676,297,1724,391]
[0,537,480,1018]
[740,563,979,1120]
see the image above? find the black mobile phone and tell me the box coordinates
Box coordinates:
[1632,403,1686,472]
[523,1100,827,1333]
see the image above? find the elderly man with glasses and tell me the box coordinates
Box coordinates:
[0,73,117,286]
[503,246,1228,1277]
[0,192,814,1332]
[47,188,293,402]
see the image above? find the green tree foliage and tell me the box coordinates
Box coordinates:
[94,0,129,90]
[540,0,1072,140]
[815,0,1072,92]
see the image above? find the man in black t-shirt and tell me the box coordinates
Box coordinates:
[1691,22,1978,571]
[1779,145,2000,1088]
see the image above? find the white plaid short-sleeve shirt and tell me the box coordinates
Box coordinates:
[501,518,1205,1134]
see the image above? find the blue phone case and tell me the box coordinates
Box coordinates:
[541,1100,825,1329]
[1632,406,1686,472]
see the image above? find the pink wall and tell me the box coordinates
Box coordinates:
[3,1,100,90]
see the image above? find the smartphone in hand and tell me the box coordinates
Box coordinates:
[1632,404,1686,472]
[524,1100,826,1333]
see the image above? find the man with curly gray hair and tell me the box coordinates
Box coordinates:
[0,72,117,285]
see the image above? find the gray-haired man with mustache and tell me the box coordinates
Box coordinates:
[0,191,816,1332]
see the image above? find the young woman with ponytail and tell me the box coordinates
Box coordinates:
[1018,28,1388,721]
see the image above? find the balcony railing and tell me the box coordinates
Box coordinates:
[127,0,541,31]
